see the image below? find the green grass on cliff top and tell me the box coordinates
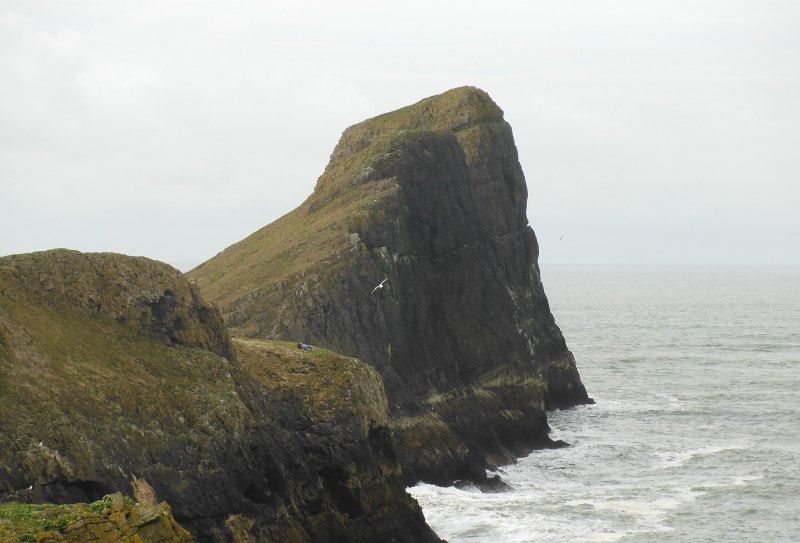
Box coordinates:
[0,273,377,453]
[233,338,383,423]
[189,86,503,330]
[0,496,134,543]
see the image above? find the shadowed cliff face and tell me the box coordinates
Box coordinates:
[0,251,440,543]
[192,87,592,485]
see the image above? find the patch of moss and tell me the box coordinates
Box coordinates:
[40,512,80,532]
[87,496,112,514]
[0,501,88,541]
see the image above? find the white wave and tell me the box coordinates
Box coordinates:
[733,475,763,486]
[653,393,680,402]
[582,533,628,542]
[588,399,659,413]
[652,446,740,470]
[671,486,706,502]
[565,498,672,516]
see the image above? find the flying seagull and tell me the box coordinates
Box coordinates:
[371,278,388,294]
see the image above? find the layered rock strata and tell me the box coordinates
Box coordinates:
[0,251,439,543]
[191,86,592,486]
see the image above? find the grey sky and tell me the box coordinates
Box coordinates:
[2,0,798,268]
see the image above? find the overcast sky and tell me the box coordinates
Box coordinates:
[2,0,798,269]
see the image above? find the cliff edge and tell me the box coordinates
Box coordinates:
[191,86,592,486]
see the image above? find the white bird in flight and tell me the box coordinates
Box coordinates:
[371,278,388,294]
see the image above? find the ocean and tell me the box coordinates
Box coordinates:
[410,266,800,542]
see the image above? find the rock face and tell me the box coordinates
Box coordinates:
[191,86,592,485]
[0,251,439,543]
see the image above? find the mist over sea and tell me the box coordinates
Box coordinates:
[410,266,800,542]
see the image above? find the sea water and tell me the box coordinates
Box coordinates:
[410,266,800,542]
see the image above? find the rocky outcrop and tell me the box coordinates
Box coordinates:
[191,86,592,486]
[35,493,193,543]
[0,492,193,543]
[0,251,439,543]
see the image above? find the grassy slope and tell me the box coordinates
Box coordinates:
[233,339,387,426]
[0,276,240,467]
[1,499,106,542]
[0,274,386,480]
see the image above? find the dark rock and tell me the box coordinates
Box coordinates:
[454,474,512,493]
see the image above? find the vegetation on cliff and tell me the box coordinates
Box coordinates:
[0,250,439,543]
[0,493,192,543]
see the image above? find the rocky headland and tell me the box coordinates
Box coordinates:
[1,86,590,542]
[191,86,592,487]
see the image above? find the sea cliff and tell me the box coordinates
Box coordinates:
[191,86,592,486]
[1,86,591,542]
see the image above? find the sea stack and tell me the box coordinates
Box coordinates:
[192,86,592,486]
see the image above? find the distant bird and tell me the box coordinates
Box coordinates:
[559,235,563,240]
[38,442,43,447]
[371,278,388,294]
[28,485,33,490]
